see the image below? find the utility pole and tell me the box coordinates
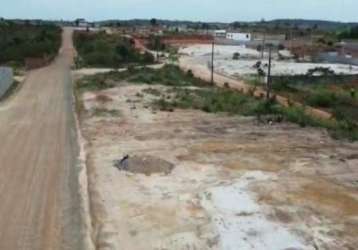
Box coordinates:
[211,41,215,85]
[290,28,293,51]
[261,32,266,59]
[340,41,346,56]
[266,44,272,100]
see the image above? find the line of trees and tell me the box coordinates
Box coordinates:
[0,22,61,65]
[338,26,358,40]
[73,31,154,67]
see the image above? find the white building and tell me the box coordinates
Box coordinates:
[226,32,251,42]
[214,30,227,38]
[75,18,89,28]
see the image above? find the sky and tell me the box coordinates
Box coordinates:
[1,0,357,23]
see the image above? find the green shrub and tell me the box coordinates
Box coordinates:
[0,22,61,65]
[73,31,154,67]
[306,90,337,108]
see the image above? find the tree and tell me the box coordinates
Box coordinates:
[232,52,240,60]
[116,44,130,61]
[232,22,241,29]
[201,23,210,30]
[338,26,358,40]
[142,52,155,63]
[150,18,157,26]
[148,35,165,51]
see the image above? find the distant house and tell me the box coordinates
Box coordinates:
[75,18,89,28]
[214,30,226,38]
[167,25,188,33]
[226,32,251,42]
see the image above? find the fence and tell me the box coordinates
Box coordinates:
[316,52,358,66]
[0,67,14,98]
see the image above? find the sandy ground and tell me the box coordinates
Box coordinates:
[73,68,117,77]
[72,64,165,79]
[180,44,358,76]
[78,82,358,250]
[0,28,88,250]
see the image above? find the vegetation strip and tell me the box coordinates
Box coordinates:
[73,31,155,68]
[76,65,358,141]
[0,22,61,67]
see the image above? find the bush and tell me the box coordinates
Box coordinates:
[306,91,337,108]
[73,31,154,67]
[142,52,155,64]
[187,69,194,78]
[0,22,61,65]
[306,67,335,76]
[147,35,166,51]
[233,52,240,60]
[338,26,358,40]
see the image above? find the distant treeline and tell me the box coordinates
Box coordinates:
[338,26,358,40]
[73,31,154,68]
[99,18,358,32]
[0,22,62,66]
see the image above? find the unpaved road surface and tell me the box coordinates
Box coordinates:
[0,28,84,250]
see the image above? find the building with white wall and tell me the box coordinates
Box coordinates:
[75,18,89,28]
[214,30,227,38]
[0,67,13,98]
[226,32,251,42]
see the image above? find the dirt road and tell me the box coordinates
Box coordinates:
[0,28,84,250]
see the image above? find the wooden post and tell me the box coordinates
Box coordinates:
[266,45,272,100]
[261,32,266,59]
[211,41,215,85]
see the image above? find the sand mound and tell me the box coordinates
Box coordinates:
[115,155,175,176]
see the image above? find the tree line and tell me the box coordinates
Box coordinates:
[0,21,61,66]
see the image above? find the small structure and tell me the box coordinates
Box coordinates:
[75,18,89,28]
[167,25,188,33]
[0,67,13,98]
[226,32,251,42]
[214,30,227,38]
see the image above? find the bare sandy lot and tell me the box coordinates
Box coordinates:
[180,44,358,76]
[77,80,358,250]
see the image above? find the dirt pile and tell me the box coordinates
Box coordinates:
[115,155,175,176]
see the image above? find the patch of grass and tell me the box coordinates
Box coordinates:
[91,108,120,117]
[244,76,264,87]
[154,87,358,141]
[76,73,117,92]
[128,65,207,86]
[272,74,357,86]
[76,65,209,92]
[306,89,338,108]
[142,88,161,96]
[270,75,358,123]
[73,31,155,68]
[154,87,275,116]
